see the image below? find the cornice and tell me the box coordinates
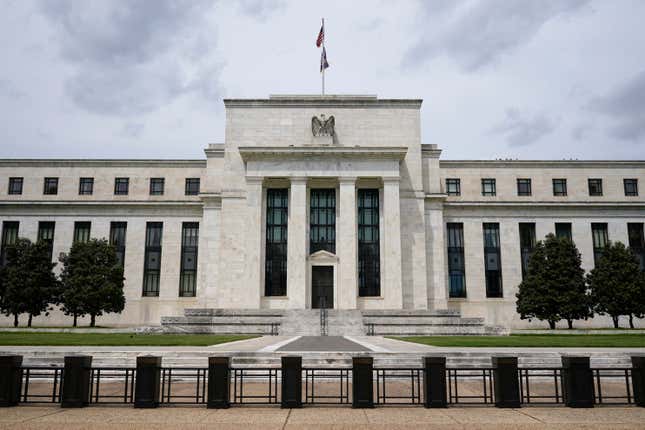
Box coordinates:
[204,144,225,158]
[224,96,422,109]
[238,146,408,161]
[444,201,645,209]
[0,159,206,168]
[0,200,203,208]
[440,160,645,169]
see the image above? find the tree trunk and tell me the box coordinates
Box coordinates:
[630,314,635,329]
[90,314,96,327]
[13,313,18,327]
[612,315,619,329]
[567,319,573,329]
[549,320,556,329]
[28,314,32,328]
[73,313,78,328]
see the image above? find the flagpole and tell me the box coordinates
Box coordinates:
[321,18,325,95]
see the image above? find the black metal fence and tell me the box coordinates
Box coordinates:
[1,354,645,409]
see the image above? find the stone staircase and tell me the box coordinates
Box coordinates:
[160,307,503,336]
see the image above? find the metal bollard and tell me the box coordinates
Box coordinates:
[134,356,161,408]
[61,355,92,408]
[0,355,23,407]
[281,356,302,408]
[632,355,645,407]
[492,356,520,408]
[562,355,594,408]
[424,355,447,408]
[352,356,374,408]
[207,356,230,409]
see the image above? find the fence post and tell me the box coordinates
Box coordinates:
[0,355,23,407]
[207,356,230,409]
[134,356,161,408]
[562,355,594,408]
[352,356,374,408]
[61,355,92,408]
[281,356,302,408]
[632,355,645,407]
[424,356,447,408]
[492,356,520,408]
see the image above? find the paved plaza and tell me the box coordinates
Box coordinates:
[2,405,645,429]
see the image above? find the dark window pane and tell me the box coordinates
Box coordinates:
[628,223,645,271]
[265,189,288,296]
[358,189,380,297]
[447,223,466,298]
[519,223,536,279]
[73,221,91,244]
[8,177,23,195]
[624,179,638,196]
[483,223,502,297]
[1,221,19,267]
[109,222,127,268]
[446,178,461,196]
[79,177,94,195]
[310,188,336,254]
[517,179,532,196]
[150,178,165,195]
[43,178,58,195]
[588,179,603,196]
[553,179,567,196]
[37,221,55,260]
[179,222,199,297]
[185,178,200,195]
[555,222,572,241]
[591,223,608,267]
[142,222,162,296]
[114,178,129,195]
[481,178,496,196]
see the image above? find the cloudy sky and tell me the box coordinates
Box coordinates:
[1,0,644,160]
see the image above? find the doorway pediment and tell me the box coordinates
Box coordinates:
[308,249,338,263]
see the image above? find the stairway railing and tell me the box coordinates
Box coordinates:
[319,297,328,336]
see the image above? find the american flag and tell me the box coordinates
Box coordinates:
[316,23,324,47]
[320,47,329,72]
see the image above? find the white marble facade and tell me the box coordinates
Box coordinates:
[0,95,644,328]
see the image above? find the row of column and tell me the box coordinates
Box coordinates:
[247,176,403,309]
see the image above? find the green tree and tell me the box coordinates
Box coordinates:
[516,234,591,329]
[0,238,58,327]
[59,239,125,327]
[588,242,645,329]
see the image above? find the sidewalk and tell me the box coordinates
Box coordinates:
[2,405,645,429]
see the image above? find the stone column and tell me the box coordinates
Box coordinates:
[287,177,307,308]
[196,195,221,308]
[383,177,403,309]
[338,177,357,309]
[426,199,448,310]
[245,177,264,308]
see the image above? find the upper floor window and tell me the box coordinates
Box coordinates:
[588,178,603,196]
[481,178,496,196]
[553,179,567,196]
[446,178,461,196]
[185,178,200,195]
[517,178,532,196]
[624,179,638,197]
[114,177,129,195]
[8,177,23,195]
[43,177,58,195]
[150,178,165,196]
[79,177,94,195]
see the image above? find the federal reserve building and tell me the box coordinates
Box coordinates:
[1,95,644,332]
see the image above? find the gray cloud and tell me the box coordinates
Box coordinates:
[39,0,220,116]
[490,108,557,147]
[590,69,645,142]
[119,122,145,139]
[237,0,285,20]
[404,0,590,71]
[0,79,26,100]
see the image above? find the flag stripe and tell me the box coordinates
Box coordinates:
[316,25,324,47]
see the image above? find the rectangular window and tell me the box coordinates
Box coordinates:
[483,223,503,298]
[1,221,19,267]
[43,177,58,195]
[37,221,55,260]
[310,188,336,254]
[628,223,645,271]
[78,177,94,195]
[481,178,496,196]
[358,189,380,297]
[519,223,536,279]
[73,221,91,244]
[185,178,200,195]
[179,222,199,297]
[553,179,567,196]
[150,178,165,195]
[8,177,23,195]
[114,178,129,195]
[265,189,288,296]
[517,179,532,196]
[555,222,572,241]
[624,179,639,197]
[591,223,609,266]
[447,223,466,298]
[588,178,603,196]
[109,222,127,268]
[446,178,461,196]
[142,222,163,297]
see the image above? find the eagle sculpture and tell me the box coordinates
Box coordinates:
[312,114,335,137]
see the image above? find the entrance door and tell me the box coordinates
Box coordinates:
[311,266,333,309]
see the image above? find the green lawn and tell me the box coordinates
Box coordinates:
[391,334,645,348]
[0,332,257,346]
